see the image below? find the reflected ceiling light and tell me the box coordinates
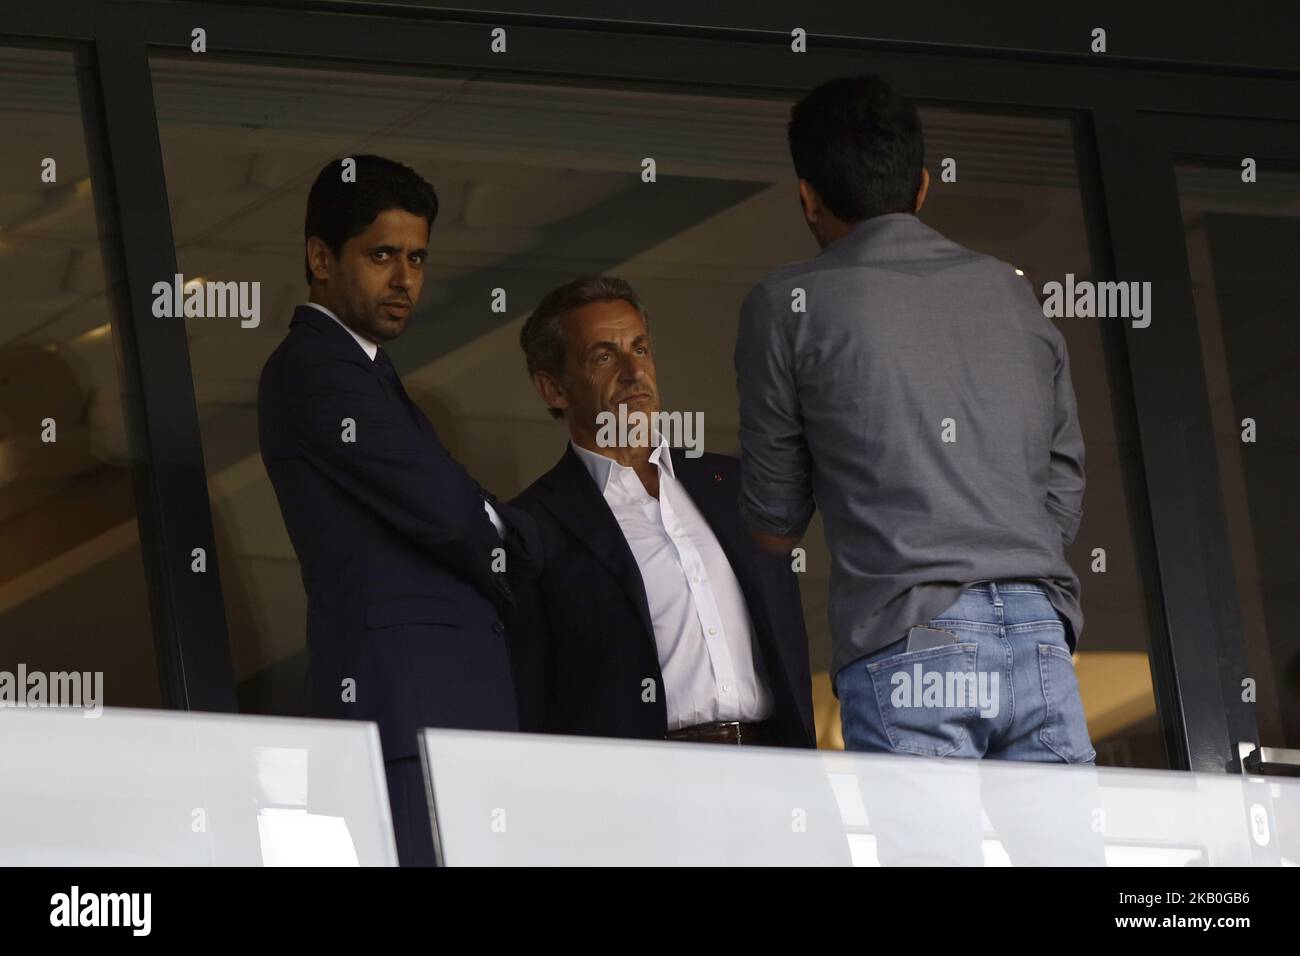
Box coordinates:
[1014,268,1025,276]
[75,323,111,344]
[257,808,360,866]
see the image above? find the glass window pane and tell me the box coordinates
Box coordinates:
[421,728,1299,865]
[151,58,1163,765]
[0,46,159,708]
[2,707,396,865]
[1178,159,1300,751]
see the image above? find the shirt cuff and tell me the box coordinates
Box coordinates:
[483,500,506,539]
[738,493,814,540]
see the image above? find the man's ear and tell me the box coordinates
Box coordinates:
[797,179,819,225]
[306,236,333,282]
[913,167,931,214]
[532,370,568,416]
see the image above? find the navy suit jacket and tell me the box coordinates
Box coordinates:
[509,445,816,748]
[258,305,535,759]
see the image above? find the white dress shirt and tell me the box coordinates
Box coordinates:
[570,437,773,730]
[306,301,378,360]
[303,301,505,538]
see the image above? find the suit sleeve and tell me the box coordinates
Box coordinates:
[734,282,816,537]
[491,499,544,577]
[281,347,506,587]
[503,508,562,732]
[1045,336,1086,546]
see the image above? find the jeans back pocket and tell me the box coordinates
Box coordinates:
[1037,644,1097,764]
[867,643,983,757]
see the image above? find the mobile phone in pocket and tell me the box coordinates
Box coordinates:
[905,625,959,652]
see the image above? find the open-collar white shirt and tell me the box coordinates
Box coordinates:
[570,436,773,730]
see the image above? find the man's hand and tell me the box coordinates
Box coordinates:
[494,501,545,577]
[751,529,803,556]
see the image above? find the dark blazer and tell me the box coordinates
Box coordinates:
[258,305,535,759]
[508,445,816,748]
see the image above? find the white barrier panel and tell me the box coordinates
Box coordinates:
[420,730,1300,866]
[0,707,397,866]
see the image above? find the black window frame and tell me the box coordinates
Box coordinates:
[6,0,1298,771]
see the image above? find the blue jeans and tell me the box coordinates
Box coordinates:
[835,581,1096,763]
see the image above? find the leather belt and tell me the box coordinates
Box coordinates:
[665,720,779,746]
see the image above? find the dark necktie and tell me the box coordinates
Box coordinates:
[374,347,421,423]
[373,346,400,387]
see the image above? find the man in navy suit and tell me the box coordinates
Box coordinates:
[258,155,537,865]
[509,276,815,748]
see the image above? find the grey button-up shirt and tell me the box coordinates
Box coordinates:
[735,212,1085,680]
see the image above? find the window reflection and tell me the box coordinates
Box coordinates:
[1178,160,1300,751]
[150,58,1163,764]
[0,46,158,708]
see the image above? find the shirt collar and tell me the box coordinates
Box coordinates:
[304,301,378,361]
[570,432,674,495]
[820,212,919,256]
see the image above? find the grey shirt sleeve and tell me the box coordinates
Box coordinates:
[734,282,816,537]
[1045,334,1085,546]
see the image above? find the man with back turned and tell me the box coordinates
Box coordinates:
[735,76,1095,763]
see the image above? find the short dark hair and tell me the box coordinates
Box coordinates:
[520,275,650,420]
[303,154,439,283]
[787,75,924,223]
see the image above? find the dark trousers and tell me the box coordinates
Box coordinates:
[385,756,438,867]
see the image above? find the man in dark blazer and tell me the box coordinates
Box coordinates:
[258,155,537,866]
[509,276,815,748]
